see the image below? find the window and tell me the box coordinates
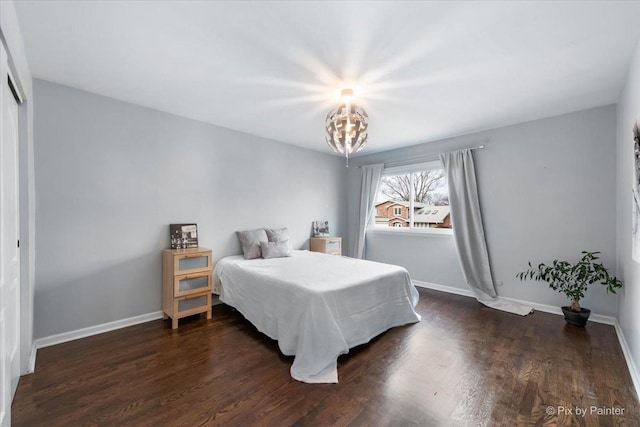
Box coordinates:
[373,161,452,232]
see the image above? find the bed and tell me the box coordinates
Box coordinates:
[213,250,421,383]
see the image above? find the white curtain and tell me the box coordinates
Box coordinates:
[353,164,384,259]
[440,149,532,316]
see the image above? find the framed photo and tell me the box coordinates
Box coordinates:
[170,223,199,249]
[633,123,640,262]
[312,220,330,237]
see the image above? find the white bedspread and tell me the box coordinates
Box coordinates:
[213,250,421,383]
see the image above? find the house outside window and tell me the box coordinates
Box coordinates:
[373,161,452,232]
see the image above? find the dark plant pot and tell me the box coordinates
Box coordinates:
[561,306,591,327]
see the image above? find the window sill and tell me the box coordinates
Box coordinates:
[366,227,454,237]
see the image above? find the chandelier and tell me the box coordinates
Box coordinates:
[325,88,368,167]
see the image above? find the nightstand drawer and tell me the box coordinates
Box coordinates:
[174,272,212,297]
[325,240,341,252]
[174,252,212,275]
[310,237,342,255]
[176,293,210,316]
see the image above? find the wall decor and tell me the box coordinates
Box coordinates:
[312,220,330,237]
[170,223,199,249]
[633,122,640,262]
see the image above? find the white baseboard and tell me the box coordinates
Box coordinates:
[413,280,475,298]
[27,343,37,374]
[33,311,164,353]
[412,280,638,399]
[614,322,640,400]
[502,295,617,325]
[412,280,617,325]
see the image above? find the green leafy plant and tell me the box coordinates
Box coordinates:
[516,251,622,312]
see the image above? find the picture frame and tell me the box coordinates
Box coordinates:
[312,220,330,237]
[170,223,199,249]
[634,122,640,195]
[633,123,640,262]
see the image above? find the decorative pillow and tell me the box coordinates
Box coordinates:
[236,229,268,259]
[265,227,290,243]
[265,227,293,250]
[260,241,292,259]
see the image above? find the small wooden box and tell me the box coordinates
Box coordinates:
[162,247,212,329]
[310,237,342,255]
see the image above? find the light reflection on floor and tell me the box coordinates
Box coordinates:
[383,319,495,425]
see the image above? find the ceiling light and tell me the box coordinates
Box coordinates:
[325,88,368,167]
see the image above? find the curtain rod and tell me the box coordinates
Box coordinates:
[356,144,485,169]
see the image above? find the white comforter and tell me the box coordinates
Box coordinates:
[213,250,421,383]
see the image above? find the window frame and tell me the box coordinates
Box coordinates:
[370,161,453,236]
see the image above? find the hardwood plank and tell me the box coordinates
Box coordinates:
[12,288,639,426]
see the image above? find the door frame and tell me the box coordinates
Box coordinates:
[0,37,21,427]
[0,31,33,382]
[0,25,35,427]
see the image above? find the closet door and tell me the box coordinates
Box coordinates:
[0,41,21,427]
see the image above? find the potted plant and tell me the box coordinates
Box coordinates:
[516,251,622,327]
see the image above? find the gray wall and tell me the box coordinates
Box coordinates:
[615,40,640,383]
[33,79,347,339]
[365,231,466,291]
[1,0,36,374]
[348,105,618,316]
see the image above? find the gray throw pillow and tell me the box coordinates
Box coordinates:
[265,227,293,250]
[236,229,268,259]
[265,227,289,242]
[260,241,292,259]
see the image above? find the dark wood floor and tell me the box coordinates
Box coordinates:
[12,288,639,426]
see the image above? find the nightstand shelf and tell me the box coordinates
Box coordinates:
[310,237,342,255]
[162,247,212,329]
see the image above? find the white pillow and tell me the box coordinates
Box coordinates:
[236,229,268,259]
[260,241,292,259]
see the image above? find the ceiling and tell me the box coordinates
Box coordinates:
[14,1,640,155]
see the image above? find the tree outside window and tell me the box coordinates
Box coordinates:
[374,168,452,230]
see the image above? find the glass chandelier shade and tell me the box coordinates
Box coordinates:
[325,88,368,166]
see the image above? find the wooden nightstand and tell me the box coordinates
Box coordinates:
[162,247,212,329]
[310,237,342,255]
